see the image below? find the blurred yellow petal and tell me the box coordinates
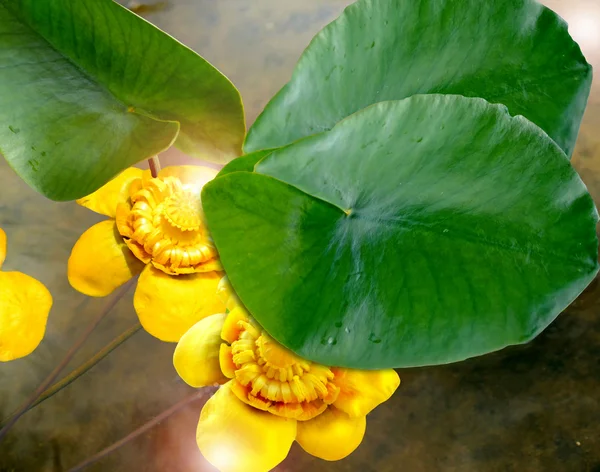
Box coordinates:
[134,265,225,342]
[174,313,228,388]
[296,407,366,461]
[68,221,145,297]
[217,276,243,312]
[0,272,53,362]
[197,382,296,472]
[193,259,223,273]
[332,368,400,418]
[0,227,6,269]
[158,165,218,191]
[76,167,147,218]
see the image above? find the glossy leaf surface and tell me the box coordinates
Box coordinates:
[204,95,599,368]
[245,0,591,157]
[0,0,244,200]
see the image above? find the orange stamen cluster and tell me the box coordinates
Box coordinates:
[116,176,220,275]
[221,310,340,421]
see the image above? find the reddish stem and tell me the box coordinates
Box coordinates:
[148,156,161,178]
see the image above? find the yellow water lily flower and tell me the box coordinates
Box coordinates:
[68,166,225,342]
[0,228,53,361]
[174,279,400,472]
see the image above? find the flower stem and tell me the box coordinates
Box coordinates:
[1,323,142,426]
[148,156,161,178]
[67,388,215,472]
[0,281,134,442]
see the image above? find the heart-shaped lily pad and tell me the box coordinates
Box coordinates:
[204,95,598,369]
[0,0,244,200]
[245,0,591,158]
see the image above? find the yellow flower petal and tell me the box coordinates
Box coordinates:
[296,407,366,461]
[216,276,243,312]
[0,227,6,269]
[174,313,228,388]
[115,202,134,239]
[332,368,400,418]
[151,258,222,274]
[219,344,236,379]
[220,306,250,344]
[134,265,225,342]
[0,272,53,362]
[158,165,218,191]
[76,167,147,218]
[68,220,145,297]
[197,382,296,472]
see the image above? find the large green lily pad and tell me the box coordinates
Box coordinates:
[0,0,244,200]
[204,95,599,369]
[245,0,591,158]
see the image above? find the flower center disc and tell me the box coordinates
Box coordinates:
[163,191,204,232]
[256,335,302,369]
[116,176,220,275]
[228,318,340,421]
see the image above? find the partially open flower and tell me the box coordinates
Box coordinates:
[68,166,225,342]
[174,279,400,472]
[0,228,53,361]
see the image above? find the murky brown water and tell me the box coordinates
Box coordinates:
[1,1,599,471]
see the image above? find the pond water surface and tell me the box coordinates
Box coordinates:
[1,1,599,471]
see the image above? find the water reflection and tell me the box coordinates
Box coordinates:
[126,1,169,16]
[569,11,600,48]
[548,0,600,53]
